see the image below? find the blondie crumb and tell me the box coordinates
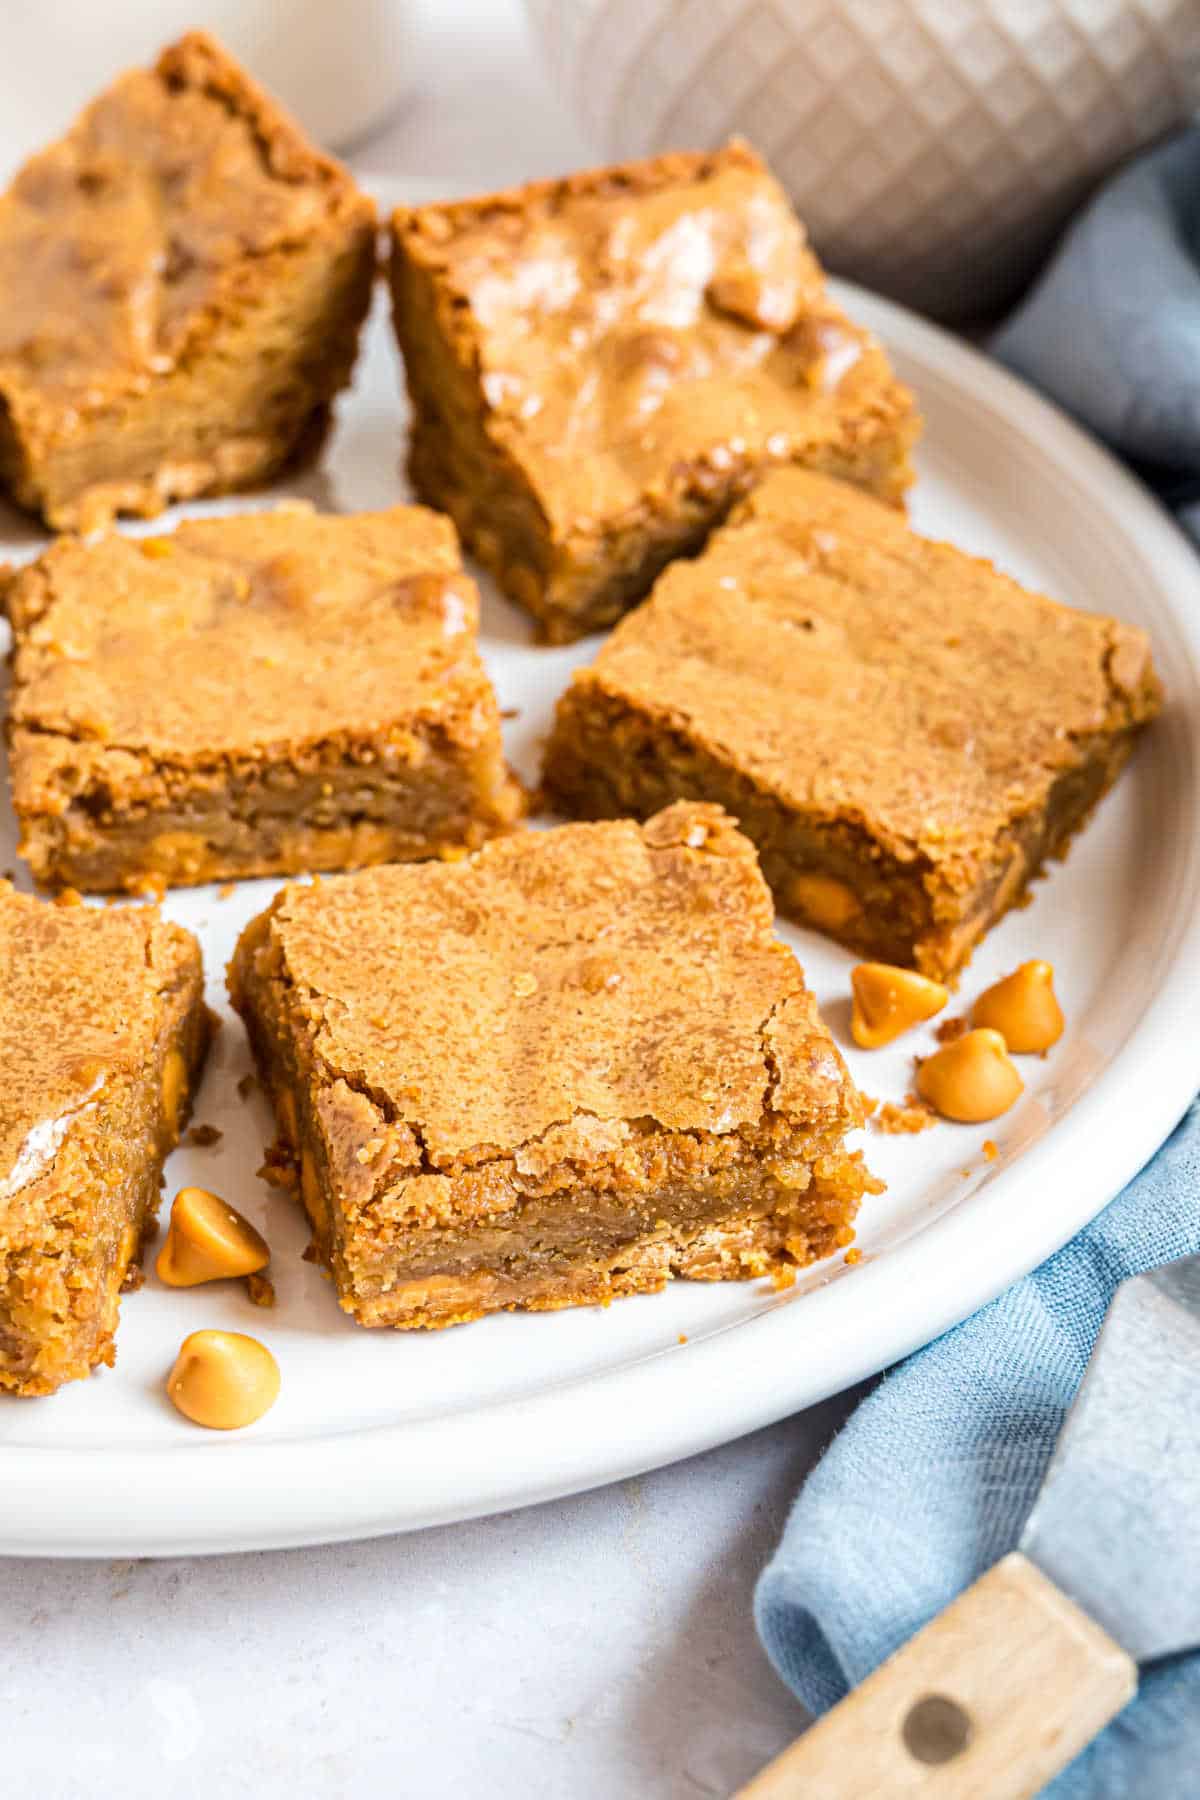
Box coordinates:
[873,1096,938,1135]
[246,1271,277,1308]
[257,1153,297,1191]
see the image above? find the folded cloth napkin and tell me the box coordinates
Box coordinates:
[992,125,1200,544]
[756,130,1200,1799]
[756,1104,1200,1796]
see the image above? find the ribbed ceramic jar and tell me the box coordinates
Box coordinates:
[526,0,1200,317]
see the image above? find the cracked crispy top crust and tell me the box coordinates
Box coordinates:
[392,140,916,534]
[563,468,1163,859]
[0,31,374,424]
[0,883,195,1188]
[239,803,859,1161]
[6,503,500,788]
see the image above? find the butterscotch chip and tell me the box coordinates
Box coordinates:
[156,1187,270,1287]
[128,871,167,902]
[166,1329,280,1430]
[160,1049,189,1134]
[543,468,1162,979]
[791,874,862,934]
[916,1030,1023,1124]
[0,32,376,532]
[389,141,917,641]
[850,963,949,1049]
[972,960,1064,1054]
[228,803,879,1331]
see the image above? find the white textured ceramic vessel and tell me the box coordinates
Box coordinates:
[526,0,1200,318]
[0,0,412,167]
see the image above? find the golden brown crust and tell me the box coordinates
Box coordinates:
[6,504,524,892]
[236,803,859,1157]
[0,32,376,530]
[395,139,767,242]
[543,468,1163,977]
[10,505,488,755]
[0,887,211,1395]
[154,32,373,198]
[389,140,918,640]
[229,805,875,1327]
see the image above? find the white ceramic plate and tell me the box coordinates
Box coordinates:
[2,181,1199,1557]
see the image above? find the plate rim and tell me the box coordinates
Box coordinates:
[3,271,1200,1558]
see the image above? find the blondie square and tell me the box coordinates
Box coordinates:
[229,803,875,1329]
[0,32,376,532]
[389,140,918,641]
[544,469,1162,980]
[5,503,524,894]
[0,887,211,1395]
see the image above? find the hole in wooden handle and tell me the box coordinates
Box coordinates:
[902,1694,974,1765]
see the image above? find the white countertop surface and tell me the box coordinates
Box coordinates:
[6,1405,858,1798]
[0,5,859,1793]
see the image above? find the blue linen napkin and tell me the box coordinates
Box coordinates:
[755,130,1200,1797]
[992,126,1200,546]
[756,1105,1200,1796]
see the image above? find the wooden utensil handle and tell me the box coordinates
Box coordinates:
[738,1553,1136,1799]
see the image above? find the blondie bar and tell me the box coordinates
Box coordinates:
[390,140,918,641]
[0,32,376,531]
[229,804,875,1328]
[5,503,523,893]
[0,887,211,1395]
[544,469,1162,979]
